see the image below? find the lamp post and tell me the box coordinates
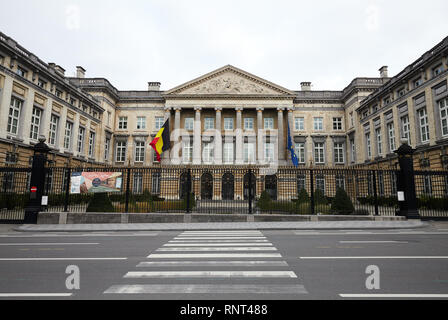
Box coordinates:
[24,136,51,224]
[394,139,420,219]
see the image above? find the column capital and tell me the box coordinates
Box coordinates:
[256,107,264,112]
[214,107,222,112]
[173,107,182,112]
[164,107,172,112]
[194,106,202,112]
[277,107,285,111]
[235,107,243,112]
[287,107,294,112]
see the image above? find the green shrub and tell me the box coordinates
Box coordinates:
[182,193,196,211]
[297,188,310,205]
[296,202,311,214]
[86,193,115,212]
[331,187,355,215]
[314,189,328,205]
[257,191,272,210]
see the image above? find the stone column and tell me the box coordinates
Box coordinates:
[215,107,222,164]
[257,107,264,163]
[193,107,202,165]
[287,107,294,165]
[0,76,13,138]
[277,107,285,161]
[161,107,171,164]
[235,107,243,164]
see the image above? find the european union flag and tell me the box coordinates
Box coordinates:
[287,122,299,167]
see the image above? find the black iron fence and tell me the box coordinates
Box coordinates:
[39,166,401,216]
[2,165,448,222]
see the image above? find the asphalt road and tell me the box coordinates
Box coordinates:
[0,222,447,301]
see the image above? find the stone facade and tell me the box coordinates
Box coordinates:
[1,30,448,172]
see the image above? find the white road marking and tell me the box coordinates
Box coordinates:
[148,253,282,259]
[137,260,289,267]
[299,256,448,259]
[173,237,267,240]
[0,243,99,246]
[169,239,269,243]
[156,247,277,252]
[0,257,128,261]
[104,284,308,294]
[163,243,273,246]
[294,232,448,236]
[338,241,408,244]
[340,294,448,298]
[0,233,158,237]
[0,293,73,297]
[124,271,297,278]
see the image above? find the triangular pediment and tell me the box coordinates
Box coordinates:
[164,65,295,97]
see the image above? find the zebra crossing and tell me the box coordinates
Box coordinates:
[104,230,308,297]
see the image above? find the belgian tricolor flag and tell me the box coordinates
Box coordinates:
[150,119,171,162]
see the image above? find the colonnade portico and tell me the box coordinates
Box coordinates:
[165,106,292,165]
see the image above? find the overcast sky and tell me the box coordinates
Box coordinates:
[1,0,447,91]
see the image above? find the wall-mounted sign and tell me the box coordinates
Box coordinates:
[70,172,123,194]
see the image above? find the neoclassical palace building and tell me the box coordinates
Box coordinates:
[1,30,448,171]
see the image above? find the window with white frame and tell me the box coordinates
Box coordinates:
[118,117,127,130]
[88,131,95,158]
[7,96,22,135]
[400,115,411,145]
[439,97,448,136]
[335,175,345,189]
[295,117,304,131]
[63,121,73,150]
[29,107,42,140]
[366,133,371,159]
[244,142,255,163]
[387,122,396,153]
[136,116,146,130]
[418,108,429,143]
[55,89,63,98]
[264,118,274,130]
[314,142,325,164]
[204,117,214,130]
[315,175,325,193]
[224,118,234,130]
[134,141,145,162]
[184,117,194,130]
[350,138,355,163]
[334,142,344,164]
[104,137,110,161]
[423,175,432,194]
[223,143,234,163]
[244,118,254,130]
[77,127,85,153]
[264,142,275,162]
[294,142,305,164]
[133,172,143,194]
[413,77,422,88]
[37,78,47,89]
[297,174,306,192]
[333,117,342,130]
[152,171,161,194]
[115,141,127,162]
[48,114,59,146]
[182,139,193,162]
[375,128,383,156]
[202,142,214,163]
[314,117,323,131]
[155,117,164,130]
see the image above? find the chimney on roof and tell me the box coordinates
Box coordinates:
[301,82,311,91]
[148,82,161,91]
[76,66,86,78]
[379,66,388,78]
[49,63,65,76]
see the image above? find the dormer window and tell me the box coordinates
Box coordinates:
[398,87,406,97]
[37,78,47,89]
[55,89,63,98]
[383,97,391,105]
[16,66,27,78]
[433,64,444,77]
[413,78,422,88]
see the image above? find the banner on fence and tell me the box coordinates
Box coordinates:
[70,172,123,194]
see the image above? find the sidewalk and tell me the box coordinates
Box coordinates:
[14,220,427,232]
